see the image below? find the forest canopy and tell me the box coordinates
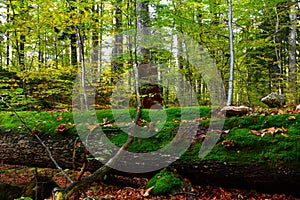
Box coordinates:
[0,0,299,110]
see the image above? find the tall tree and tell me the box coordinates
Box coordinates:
[69,0,78,66]
[227,0,234,106]
[136,0,163,108]
[288,0,297,104]
[111,0,123,84]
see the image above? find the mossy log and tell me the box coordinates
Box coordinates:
[0,130,299,196]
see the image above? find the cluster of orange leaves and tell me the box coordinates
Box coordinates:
[250,114,296,138]
[251,127,289,138]
[250,105,300,116]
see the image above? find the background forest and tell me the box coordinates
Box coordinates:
[0,1,300,199]
[0,0,299,110]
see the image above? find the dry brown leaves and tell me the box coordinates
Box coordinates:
[251,127,288,137]
[0,165,298,200]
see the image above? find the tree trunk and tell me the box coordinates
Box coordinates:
[0,130,299,197]
[111,0,123,84]
[227,0,234,106]
[136,0,163,109]
[6,1,10,67]
[69,1,77,67]
[288,0,297,104]
[70,34,77,66]
[273,7,283,95]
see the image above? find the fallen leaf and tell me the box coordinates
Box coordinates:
[281,127,287,132]
[104,123,113,127]
[251,130,261,136]
[103,117,108,123]
[75,141,82,147]
[31,128,42,136]
[286,108,294,114]
[143,186,154,197]
[172,119,181,123]
[281,133,289,138]
[195,116,209,121]
[68,122,75,127]
[183,178,192,185]
[222,140,235,147]
[266,127,276,136]
[57,115,63,121]
[271,110,284,115]
[288,116,296,120]
[56,124,67,133]
[295,108,300,113]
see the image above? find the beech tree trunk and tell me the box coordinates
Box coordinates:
[0,130,299,196]
[288,0,297,104]
[227,0,234,106]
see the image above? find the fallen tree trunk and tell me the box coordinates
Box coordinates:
[0,130,299,196]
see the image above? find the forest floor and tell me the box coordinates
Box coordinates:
[0,164,299,200]
[0,106,300,199]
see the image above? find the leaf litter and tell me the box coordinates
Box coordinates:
[0,164,298,200]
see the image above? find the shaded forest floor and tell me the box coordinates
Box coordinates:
[0,164,298,200]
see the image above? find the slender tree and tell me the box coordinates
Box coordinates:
[111,0,124,84]
[227,0,234,106]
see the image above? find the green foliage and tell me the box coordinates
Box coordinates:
[146,168,187,195]
[0,0,299,108]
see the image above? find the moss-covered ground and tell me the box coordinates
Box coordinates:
[0,106,299,169]
[146,168,187,195]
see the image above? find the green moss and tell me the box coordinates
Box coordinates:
[181,114,300,169]
[0,111,77,138]
[107,106,207,153]
[109,121,180,152]
[224,114,300,130]
[1,107,299,169]
[205,123,300,168]
[146,169,187,195]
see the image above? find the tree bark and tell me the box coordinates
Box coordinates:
[111,0,123,81]
[0,130,299,196]
[273,7,283,95]
[288,0,297,104]
[136,0,163,109]
[227,0,234,106]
